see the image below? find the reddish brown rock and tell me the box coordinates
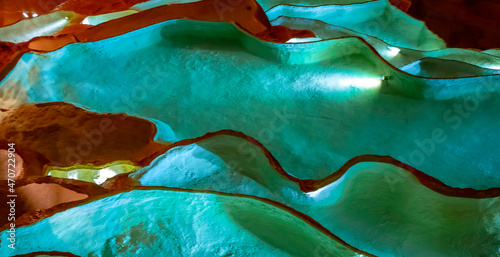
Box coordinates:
[54,0,148,16]
[0,0,65,27]
[1,102,168,177]
[101,172,140,192]
[0,0,315,79]
[0,0,147,27]
[389,0,412,12]
[0,176,107,228]
[12,251,81,257]
[407,0,500,49]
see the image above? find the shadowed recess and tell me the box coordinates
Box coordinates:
[0,102,168,176]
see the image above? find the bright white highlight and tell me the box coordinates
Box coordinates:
[386,46,400,57]
[338,77,382,89]
[306,179,342,199]
[93,168,118,184]
[286,37,322,43]
[312,74,383,92]
[307,185,330,198]
[22,12,29,18]
[81,17,90,25]
[80,10,138,26]
[484,65,500,70]
[67,170,78,180]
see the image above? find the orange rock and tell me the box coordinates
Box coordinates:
[0,0,314,81]
[0,0,147,27]
[0,176,107,228]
